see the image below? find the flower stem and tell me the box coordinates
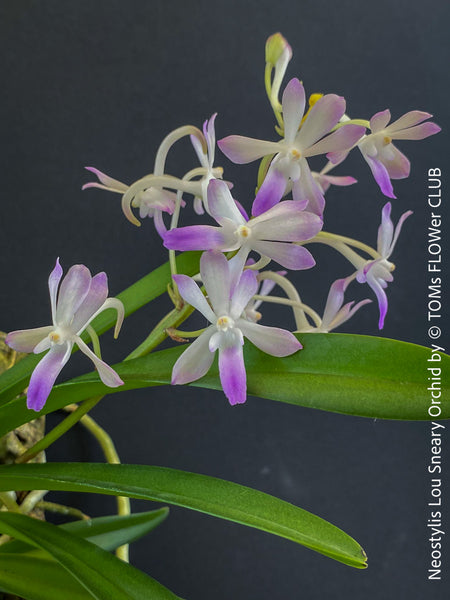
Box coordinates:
[15,395,104,464]
[257,271,310,330]
[63,404,130,562]
[252,294,322,328]
[127,302,195,360]
[310,231,380,260]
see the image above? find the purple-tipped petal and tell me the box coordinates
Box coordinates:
[391,121,441,141]
[218,343,247,405]
[305,125,366,158]
[251,240,316,270]
[369,276,389,329]
[321,279,347,327]
[153,210,168,238]
[296,94,346,149]
[173,274,216,323]
[363,155,396,199]
[5,326,53,353]
[315,173,357,193]
[339,299,372,326]
[252,167,287,217]
[386,110,432,132]
[76,337,123,387]
[218,135,281,164]
[56,265,92,327]
[369,109,391,133]
[164,225,234,251]
[239,320,302,356]
[48,258,63,324]
[200,251,231,316]
[171,328,215,385]
[251,201,322,242]
[71,272,109,334]
[27,344,72,411]
[282,78,306,144]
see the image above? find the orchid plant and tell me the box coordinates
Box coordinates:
[0,33,447,600]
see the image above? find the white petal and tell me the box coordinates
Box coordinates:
[56,265,92,327]
[48,258,63,324]
[173,274,216,323]
[200,251,231,316]
[171,328,215,385]
[230,270,258,319]
[75,337,123,387]
[207,179,245,226]
[282,78,305,144]
[5,326,53,353]
[238,320,302,357]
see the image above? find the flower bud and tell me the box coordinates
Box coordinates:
[265,33,292,67]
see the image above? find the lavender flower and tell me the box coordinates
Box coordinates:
[357,110,441,198]
[82,167,179,235]
[171,251,301,405]
[6,259,124,411]
[218,78,365,216]
[164,179,322,281]
[298,278,371,333]
[356,203,412,329]
[190,113,227,215]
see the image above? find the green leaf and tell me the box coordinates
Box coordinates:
[0,462,367,569]
[0,251,200,408]
[0,508,169,555]
[0,554,95,600]
[0,334,448,435]
[0,511,182,600]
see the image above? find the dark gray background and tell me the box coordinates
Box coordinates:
[1,1,449,598]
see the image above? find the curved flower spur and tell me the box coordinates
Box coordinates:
[6,259,124,411]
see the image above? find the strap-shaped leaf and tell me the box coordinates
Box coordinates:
[0,512,182,600]
[0,508,168,555]
[0,554,95,600]
[0,462,367,569]
[0,335,448,436]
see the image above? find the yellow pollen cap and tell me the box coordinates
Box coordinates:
[237,225,251,238]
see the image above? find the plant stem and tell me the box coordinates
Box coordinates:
[15,395,103,464]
